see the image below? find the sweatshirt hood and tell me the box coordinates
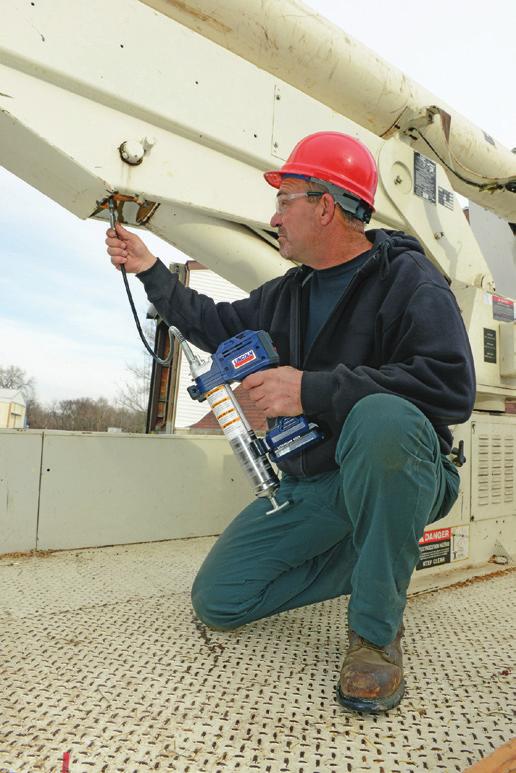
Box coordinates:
[365,228,427,280]
[294,228,426,283]
[366,228,425,257]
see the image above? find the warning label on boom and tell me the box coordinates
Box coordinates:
[414,153,436,203]
[438,186,454,210]
[492,295,515,322]
[484,328,497,363]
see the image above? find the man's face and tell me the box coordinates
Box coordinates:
[269,177,321,263]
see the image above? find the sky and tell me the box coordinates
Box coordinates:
[1,0,515,405]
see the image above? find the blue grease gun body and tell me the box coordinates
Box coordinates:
[179,329,323,514]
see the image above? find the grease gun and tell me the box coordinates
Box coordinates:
[177,328,323,513]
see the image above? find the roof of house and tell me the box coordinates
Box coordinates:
[0,388,26,405]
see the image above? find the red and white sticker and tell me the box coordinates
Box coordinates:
[492,294,515,322]
[419,528,451,545]
[417,525,469,570]
[232,350,257,369]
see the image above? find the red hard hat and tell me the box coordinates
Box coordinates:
[264,131,377,210]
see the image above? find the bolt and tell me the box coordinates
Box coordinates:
[394,175,403,185]
[143,136,156,151]
[119,140,144,165]
[434,231,444,240]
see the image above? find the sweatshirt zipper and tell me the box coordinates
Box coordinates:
[291,273,309,476]
[290,280,303,369]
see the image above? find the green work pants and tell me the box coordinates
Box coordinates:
[191,394,460,646]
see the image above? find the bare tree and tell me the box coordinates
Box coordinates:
[0,365,36,402]
[117,361,152,414]
[27,396,149,433]
[26,399,49,428]
[116,320,155,428]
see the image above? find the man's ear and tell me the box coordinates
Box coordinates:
[319,193,336,226]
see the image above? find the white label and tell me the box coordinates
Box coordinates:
[205,385,245,440]
[451,525,469,562]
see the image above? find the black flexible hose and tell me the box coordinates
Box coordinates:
[108,198,173,366]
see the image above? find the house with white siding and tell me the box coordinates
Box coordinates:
[0,388,26,428]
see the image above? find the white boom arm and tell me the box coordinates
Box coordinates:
[0,0,498,285]
[0,0,514,405]
[140,0,516,225]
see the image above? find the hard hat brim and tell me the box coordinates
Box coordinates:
[263,170,282,188]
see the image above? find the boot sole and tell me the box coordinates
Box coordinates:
[336,680,405,714]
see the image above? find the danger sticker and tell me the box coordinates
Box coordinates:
[417,530,451,570]
[416,526,469,571]
[492,295,515,322]
[419,528,451,544]
[232,350,257,369]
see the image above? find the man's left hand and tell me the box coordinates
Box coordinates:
[242,366,303,417]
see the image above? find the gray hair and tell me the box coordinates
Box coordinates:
[306,181,365,233]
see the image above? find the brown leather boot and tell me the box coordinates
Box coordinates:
[337,627,405,713]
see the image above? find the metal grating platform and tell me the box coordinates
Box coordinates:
[0,538,514,773]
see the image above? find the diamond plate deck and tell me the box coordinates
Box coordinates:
[0,539,514,773]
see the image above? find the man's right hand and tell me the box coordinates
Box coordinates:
[105,223,158,274]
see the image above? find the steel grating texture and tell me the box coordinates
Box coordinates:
[0,539,514,773]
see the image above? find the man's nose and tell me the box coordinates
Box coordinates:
[270,211,281,228]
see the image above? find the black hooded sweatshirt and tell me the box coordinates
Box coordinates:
[138,229,476,478]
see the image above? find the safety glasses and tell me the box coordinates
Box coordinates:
[275,191,324,214]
